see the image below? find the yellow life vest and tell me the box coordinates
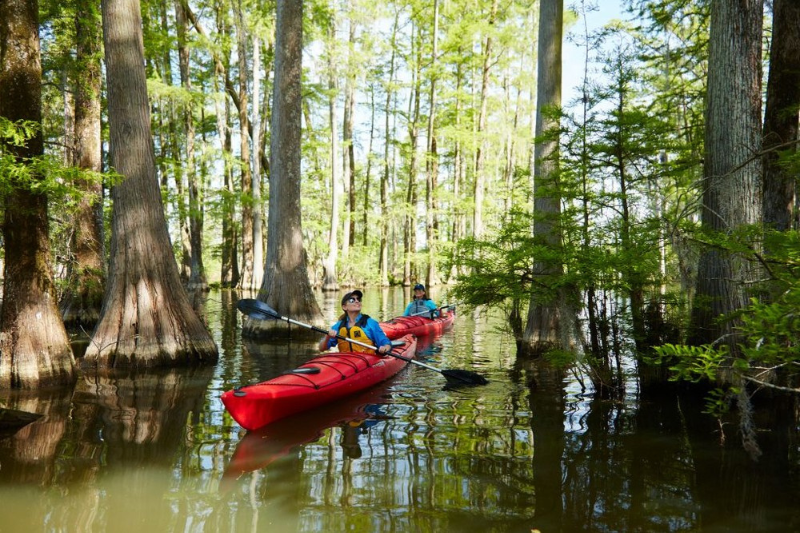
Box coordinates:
[336,315,375,353]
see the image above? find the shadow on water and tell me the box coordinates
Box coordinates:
[0,288,798,532]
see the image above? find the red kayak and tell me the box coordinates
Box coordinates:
[221,334,417,431]
[380,309,455,340]
[221,380,393,488]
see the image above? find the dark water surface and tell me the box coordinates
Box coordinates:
[0,288,798,533]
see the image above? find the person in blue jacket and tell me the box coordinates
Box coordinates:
[403,284,445,318]
[318,290,392,355]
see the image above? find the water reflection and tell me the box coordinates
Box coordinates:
[0,288,797,532]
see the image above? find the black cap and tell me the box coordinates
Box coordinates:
[341,289,363,305]
[413,283,425,291]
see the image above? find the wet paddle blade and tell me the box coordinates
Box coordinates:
[440,369,489,386]
[237,298,279,320]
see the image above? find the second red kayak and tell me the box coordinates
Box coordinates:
[380,309,455,340]
[221,334,417,431]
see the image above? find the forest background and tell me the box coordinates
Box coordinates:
[1,0,799,457]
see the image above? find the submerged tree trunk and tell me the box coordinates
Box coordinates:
[246,0,323,339]
[689,0,763,348]
[60,0,106,328]
[84,0,218,367]
[521,0,568,356]
[0,0,76,388]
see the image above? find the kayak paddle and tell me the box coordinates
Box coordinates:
[409,304,456,318]
[237,298,488,386]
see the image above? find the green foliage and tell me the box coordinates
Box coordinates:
[0,117,39,147]
[446,208,538,308]
[652,231,800,408]
[1,117,118,209]
[651,342,727,383]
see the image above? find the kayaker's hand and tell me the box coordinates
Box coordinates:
[378,345,390,355]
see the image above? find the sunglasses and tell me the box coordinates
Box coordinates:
[347,297,361,303]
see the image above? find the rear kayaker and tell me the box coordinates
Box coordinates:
[380,309,455,340]
[221,334,417,431]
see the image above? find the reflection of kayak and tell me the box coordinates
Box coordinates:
[221,334,417,431]
[380,309,455,340]
[221,382,393,486]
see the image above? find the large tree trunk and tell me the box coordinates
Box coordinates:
[0,0,76,388]
[60,0,106,328]
[246,0,322,339]
[689,0,763,348]
[521,0,567,356]
[84,0,218,367]
[762,0,800,232]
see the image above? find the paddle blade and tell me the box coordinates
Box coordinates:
[440,369,488,386]
[237,298,279,320]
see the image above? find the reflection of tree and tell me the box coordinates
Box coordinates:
[65,367,214,530]
[77,367,214,463]
[682,391,797,530]
[518,358,566,531]
[0,390,73,531]
[560,385,697,531]
[0,390,72,483]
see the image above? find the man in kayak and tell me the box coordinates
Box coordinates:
[403,284,446,318]
[318,290,392,355]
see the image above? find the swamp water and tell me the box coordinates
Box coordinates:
[0,288,798,532]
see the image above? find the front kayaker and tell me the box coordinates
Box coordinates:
[319,290,392,355]
[403,284,446,318]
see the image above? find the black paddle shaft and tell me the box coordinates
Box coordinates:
[409,304,455,317]
[236,299,487,386]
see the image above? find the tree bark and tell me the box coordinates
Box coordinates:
[522,0,566,355]
[246,0,323,339]
[60,0,106,328]
[84,0,218,367]
[762,0,800,232]
[0,0,76,388]
[689,0,763,348]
